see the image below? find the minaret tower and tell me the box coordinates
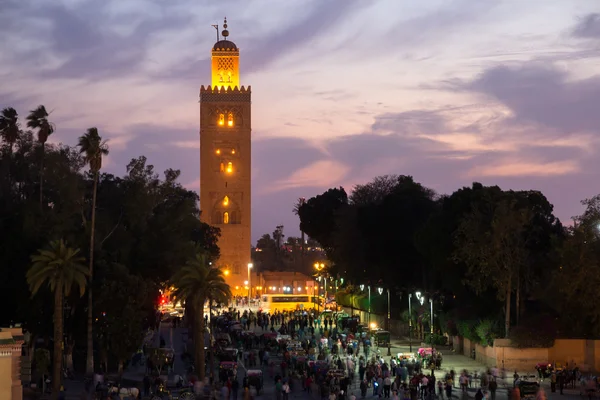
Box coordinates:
[199,18,251,293]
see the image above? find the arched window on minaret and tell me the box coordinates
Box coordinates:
[220,162,225,172]
[223,212,229,224]
[218,114,225,126]
[228,113,234,127]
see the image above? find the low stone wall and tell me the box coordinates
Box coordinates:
[451,336,600,373]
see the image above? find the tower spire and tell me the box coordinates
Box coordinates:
[222,17,229,40]
[211,24,220,42]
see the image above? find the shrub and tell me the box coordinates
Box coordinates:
[457,320,478,342]
[425,333,448,346]
[475,319,500,346]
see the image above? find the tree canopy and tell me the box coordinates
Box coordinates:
[295,175,591,339]
[0,106,219,373]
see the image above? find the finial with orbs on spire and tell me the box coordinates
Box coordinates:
[222,17,229,40]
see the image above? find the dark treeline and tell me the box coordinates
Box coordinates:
[297,175,600,343]
[0,106,219,373]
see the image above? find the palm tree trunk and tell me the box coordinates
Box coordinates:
[85,171,99,376]
[195,305,206,380]
[504,270,512,338]
[300,231,305,271]
[52,285,63,400]
[209,298,214,377]
[39,144,45,210]
[516,272,520,326]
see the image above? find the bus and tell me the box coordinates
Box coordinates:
[260,294,318,313]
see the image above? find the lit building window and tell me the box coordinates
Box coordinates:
[220,162,225,172]
[223,212,229,224]
[223,196,229,206]
[218,114,225,126]
[227,72,232,83]
[216,149,221,155]
[226,162,233,173]
[228,113,234,127]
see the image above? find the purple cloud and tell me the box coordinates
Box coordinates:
[572,14,600,39]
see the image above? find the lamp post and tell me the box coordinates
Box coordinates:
[429,298,434,344]
[247,263,253,307]
[316,277,322,312]
[360,284,371,325]
[314,262,325,311]
[378,287,392,356]
[408,293,412,352]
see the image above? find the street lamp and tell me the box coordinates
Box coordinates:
[408,293,413,352]
[360,284,371,325]
[430,298,434,344]
[378,287,392,356]
[247,263,253,306]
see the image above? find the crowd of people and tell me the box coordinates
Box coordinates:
[138,306,565,400]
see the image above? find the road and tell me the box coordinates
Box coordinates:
[48,315,586,400]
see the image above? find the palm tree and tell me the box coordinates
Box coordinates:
[170,253,231,380]
[77,127,109,376]
[26,240,88,399]
[26,105,55,208]
[207,285,230,376]
[0,107,21,155]
[293,197,306,270]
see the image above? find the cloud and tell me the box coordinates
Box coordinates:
[572,14,600,39]
[271,160,350,192]
[468,160,579,178]
[242,0,365,73]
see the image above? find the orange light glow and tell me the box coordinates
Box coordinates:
[216,149,221,154]
[235,286,239,290]
[224,269,230,276]
[218,114,225,126]
[231,149,236,154]
[228,113,234,127]
[223,196,229,206]
[226,162,233,173]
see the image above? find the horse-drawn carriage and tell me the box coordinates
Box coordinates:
[517,380,540,400]
[246,369,264,394]
[535,363,554,379]
[219,361,238,382]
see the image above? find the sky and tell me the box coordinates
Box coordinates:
[1,0,600,243]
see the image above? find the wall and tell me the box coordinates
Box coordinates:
[451,336,600,373]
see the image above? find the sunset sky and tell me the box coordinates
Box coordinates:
[2,0,600,242]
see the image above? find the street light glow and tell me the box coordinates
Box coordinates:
[360,284,365,291]
[378,287,383,295]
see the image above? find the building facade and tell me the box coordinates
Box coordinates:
[199,19,251,293]
[0,328,23,400]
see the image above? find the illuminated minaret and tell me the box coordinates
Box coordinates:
[199,18,251,293]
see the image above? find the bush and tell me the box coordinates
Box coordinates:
[425,333,448,346]
[475,319,499,346]
[457,320,478,342]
